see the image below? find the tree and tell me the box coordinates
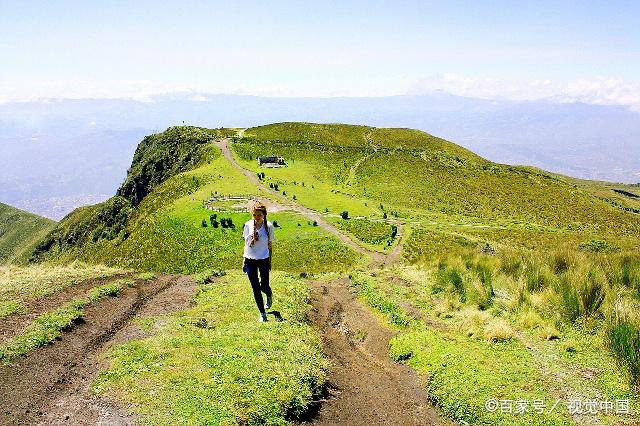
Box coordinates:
[201,219,208,227]
[340,211,349,219]
[313,220,318,226]
[383,212,387,219]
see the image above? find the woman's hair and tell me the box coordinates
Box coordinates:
[251,202,268,217]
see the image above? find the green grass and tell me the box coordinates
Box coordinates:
[88,282,121,301]
[0,280,125,364]
[349,271,574,425]
[35,141,362,275]
[92,270,328,425]
[353,266,640,424]
[137,272,156,281]
[32,123,640,277]
[325,217,397,253]
[0,202,55,265]
[244,122,370,148]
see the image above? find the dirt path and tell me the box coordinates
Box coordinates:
[295,277,451,426]
[0,272,132,345]
[215,138,387,266]
[384,221,405,267]
[0,274,197,426]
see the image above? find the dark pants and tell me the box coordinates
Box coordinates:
[243,257,272,313]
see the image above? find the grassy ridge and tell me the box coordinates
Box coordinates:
[0,203,55,265]
[233,122,640,258]
[30,122,640,271]
[93,270,327,426]
[33,135,362,274]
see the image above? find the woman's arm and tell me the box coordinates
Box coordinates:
[243,223,253,247]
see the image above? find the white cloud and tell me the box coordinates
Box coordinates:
[1,75,639,112]
[409,74,640,112]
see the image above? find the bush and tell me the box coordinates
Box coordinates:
[579,268,607,317]
[340,211,349,219]
[606,298,640,391]
[435,262,466,302]
[552,267,607,322]
[552,275,581,323]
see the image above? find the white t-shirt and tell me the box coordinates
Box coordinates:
[243,219,276,259]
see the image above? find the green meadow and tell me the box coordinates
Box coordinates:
[5,122,639,425]
[93,270,327,426]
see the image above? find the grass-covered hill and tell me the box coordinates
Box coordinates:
[14,122,640,425]
[30,125,361,274]
[0,202,55,265]
[31,122,640,273]
[234,122,640,258]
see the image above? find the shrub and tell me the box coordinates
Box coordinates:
[606,298,640,391]
[578,268,607,317]
[435,263,466,302]
[524,262,552,293]
[552,275,581,323]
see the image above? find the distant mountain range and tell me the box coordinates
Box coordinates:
[1,93,638,219]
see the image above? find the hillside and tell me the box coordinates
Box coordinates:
[31,125,363,274]
[0,202,55,265]
[31,122,640,271]
[234,122,640,260]
[13,122,640,425]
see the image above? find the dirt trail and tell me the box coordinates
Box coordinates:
[0,272,132,344]
[0,274,197,426]
[295,277,451,426]
[215,138,387,266]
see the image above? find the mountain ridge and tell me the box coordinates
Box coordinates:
[25,122,640,273]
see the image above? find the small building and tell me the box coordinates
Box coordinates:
[258,156,286,168]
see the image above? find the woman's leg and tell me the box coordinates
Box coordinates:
[245,259,266,314]
[257,258,272,298]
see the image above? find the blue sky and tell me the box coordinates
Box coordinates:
[1,0,639,106]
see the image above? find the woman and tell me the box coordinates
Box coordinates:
[242,202,276,322]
